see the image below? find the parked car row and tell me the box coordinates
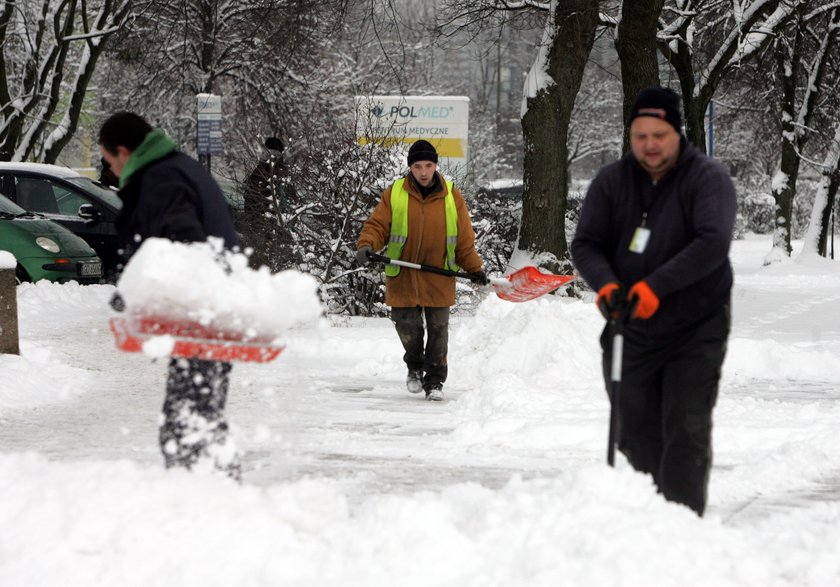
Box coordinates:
[0,163,123,282]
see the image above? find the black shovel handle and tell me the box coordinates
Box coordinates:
[607,323,624,467]
[367,251,485,283]
[606,296,639,467]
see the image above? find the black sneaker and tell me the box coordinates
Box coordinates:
[406,369,424,394]
[425,384,444,401]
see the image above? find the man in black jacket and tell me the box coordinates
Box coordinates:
[99,111,242,480]
[571,87,736,516]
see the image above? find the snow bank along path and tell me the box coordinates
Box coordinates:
[1,236,840,586]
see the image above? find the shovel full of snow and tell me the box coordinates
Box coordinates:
[367,252,575,302]
[108,238,323,364]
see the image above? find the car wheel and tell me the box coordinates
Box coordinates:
[15,265,31,285]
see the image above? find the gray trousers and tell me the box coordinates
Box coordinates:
[391,306,449,390]
[160,357,240,480]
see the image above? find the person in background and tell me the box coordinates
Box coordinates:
[571,87,737,516]
[99,111,242,480]
[241,136,296,271]
[355,140,488,402]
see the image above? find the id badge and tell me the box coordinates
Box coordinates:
[629,226,651,253]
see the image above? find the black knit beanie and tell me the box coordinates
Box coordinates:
[407,139,438,165]
[629,87,682,133]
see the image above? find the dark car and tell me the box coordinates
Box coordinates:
[0,163,122,279]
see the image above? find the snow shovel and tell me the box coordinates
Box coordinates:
[109,314,285,363]
[366,251,575,303]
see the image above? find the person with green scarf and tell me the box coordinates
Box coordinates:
[99,111,241,480]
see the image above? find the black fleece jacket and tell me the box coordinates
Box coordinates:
[571,139,736,338]
[117,151,240,261]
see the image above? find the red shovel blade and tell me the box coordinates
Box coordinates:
[109,316,285,363]
[492,266,576,303]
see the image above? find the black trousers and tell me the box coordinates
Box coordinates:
[160,357,240,479]
[391,306,450,390]
[600,305,730,516]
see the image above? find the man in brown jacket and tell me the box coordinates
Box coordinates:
[356,140,487,401]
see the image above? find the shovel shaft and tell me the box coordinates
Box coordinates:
[367,252,485,283]
[607,323,625,467]
[607,379,620,466]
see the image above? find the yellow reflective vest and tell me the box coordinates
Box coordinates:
[385,177,459,276]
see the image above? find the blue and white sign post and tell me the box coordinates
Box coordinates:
[196,93,223,171]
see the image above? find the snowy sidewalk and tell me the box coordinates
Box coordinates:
[2,235,840,586]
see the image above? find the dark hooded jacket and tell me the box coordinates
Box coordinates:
[116,129,239,261]
[571,139,736,338]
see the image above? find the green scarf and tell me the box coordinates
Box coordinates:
[119,128,178,188]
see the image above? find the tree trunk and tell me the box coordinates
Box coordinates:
[820,172,839,257]
[518,0,599,272]
[615,0,664,153]
[768,142,799,261]
[767,53,799,261]
[683,91,708,153]
[801,122,840,257]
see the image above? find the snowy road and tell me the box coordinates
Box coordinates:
[3,235,840,586]
[5,240,839,512]
[4,310,573,501]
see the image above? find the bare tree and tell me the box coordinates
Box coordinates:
[435,0,605,272]
[658,0,803,152]
[100,0,350,157]
[0,0,131,162]
[765,3,840,261]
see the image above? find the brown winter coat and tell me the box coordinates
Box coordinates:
[357,172,483,308]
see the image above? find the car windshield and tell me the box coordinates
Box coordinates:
[0,193,27,215]
[66,177,123,210]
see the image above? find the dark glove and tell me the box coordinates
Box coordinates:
[355,246,373,265]
[470,270,490,286]
[627,280,659,320]
[596,282,624,321]
[109,291,126,312]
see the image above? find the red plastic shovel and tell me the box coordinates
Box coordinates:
[109,315,285,363]
[367,252,575,303]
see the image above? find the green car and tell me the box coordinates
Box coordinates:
[0,193,102,284]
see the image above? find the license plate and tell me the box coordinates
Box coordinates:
[80,262,102,276]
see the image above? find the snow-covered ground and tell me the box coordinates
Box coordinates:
[2,233,840,586]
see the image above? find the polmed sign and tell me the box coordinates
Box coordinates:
[355,95,469,175]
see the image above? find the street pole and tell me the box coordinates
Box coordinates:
[196,93,222,173]
[0,253,20,355]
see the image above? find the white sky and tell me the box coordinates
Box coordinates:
[2,233,840,586]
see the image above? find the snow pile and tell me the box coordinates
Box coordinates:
[449,295,604,450]
[117,238,323,339]
[4,235,840,586]
[2,453,839,587]
[16,281,113,333]
[0,351,91,415]
[1,281,109,414]
[726,338,840,383]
